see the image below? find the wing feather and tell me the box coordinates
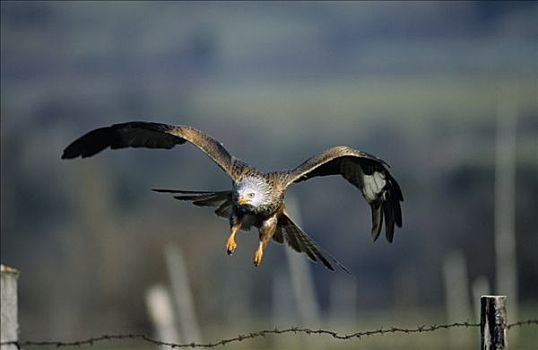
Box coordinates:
[153,189,233,218]
[370,202,384,241]
[284,146,403,242]
[62,122,247,181]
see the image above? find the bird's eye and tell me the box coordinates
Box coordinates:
[247,192,255,198]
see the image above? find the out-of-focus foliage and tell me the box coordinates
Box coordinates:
[1,1,536,347]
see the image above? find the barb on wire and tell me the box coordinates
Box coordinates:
[1,319,536,349]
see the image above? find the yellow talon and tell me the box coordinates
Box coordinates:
[254,245,264,266]
[226,237,237,255]
[226,223,241,255]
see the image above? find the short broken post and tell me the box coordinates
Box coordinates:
[1,265,19,350]
[480,295,507,350]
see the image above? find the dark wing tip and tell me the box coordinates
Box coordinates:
[368,170,403,243]
[61,122,185,160]
[370,202,384,242]
[61,126,118,160]
[383,176,403,242]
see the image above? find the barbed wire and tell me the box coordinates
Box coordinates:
[2,319,536,349]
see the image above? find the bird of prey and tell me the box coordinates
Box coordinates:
[62,122,403,271]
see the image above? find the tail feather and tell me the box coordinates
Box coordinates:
[278,213,349,273]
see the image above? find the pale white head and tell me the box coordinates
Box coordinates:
[233,176,272,210]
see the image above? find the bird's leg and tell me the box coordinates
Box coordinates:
[254,216,277,267]
[226,222,241,255]
[253,239,270,267]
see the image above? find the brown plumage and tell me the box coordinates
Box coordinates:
[63,121,404,272]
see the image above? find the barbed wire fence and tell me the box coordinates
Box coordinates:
[2,320,538,349]
[2,266,537,350]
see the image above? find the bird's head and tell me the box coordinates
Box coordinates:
[233,176,272,211]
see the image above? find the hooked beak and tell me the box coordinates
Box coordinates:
[238,195,250,205]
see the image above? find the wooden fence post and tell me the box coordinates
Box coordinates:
[443,251,472,348]
[283,195,324,350]
[1,265,19,350]
[164,245,202,344]
[480,295,507,350]
[146,285,180,345]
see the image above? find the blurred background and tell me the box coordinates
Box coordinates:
[1,1,537,349]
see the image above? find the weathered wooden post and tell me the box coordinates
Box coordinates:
[164,244,202,343]
[283,195,324,350]
[443,251,472,348]
[146,285,180,345]
[480,295,507,350]
[1,265,19,350]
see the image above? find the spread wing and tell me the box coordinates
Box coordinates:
[62,122,248,181]
[284,146,403,242]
